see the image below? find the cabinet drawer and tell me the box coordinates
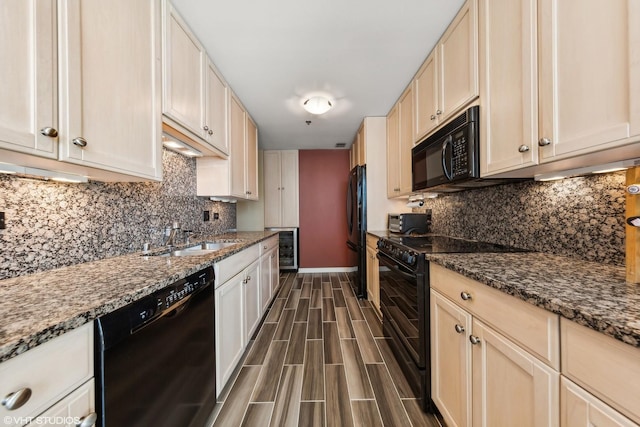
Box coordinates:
[259,236,278,256]
[430,263,560,369]
[215,244,259,287]
[0,324,93,425]
[366,234,379,250]
[561,319,640,425]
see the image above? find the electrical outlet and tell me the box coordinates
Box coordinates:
[0,212,5,229]
[213,212,219,220]
[203,210,210,222]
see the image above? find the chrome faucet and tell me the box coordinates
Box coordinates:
[164,222,181,247]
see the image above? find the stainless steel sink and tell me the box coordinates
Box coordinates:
[159,240,242,257]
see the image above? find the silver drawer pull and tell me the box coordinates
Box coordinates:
[518,145,530,153]
[76,412,98,427]
[2,387,32,410]
[470,335,481,345]
[538,137,552,147]
[72,137,87,148]
[454,324,465,334]
[40,127,58,137]
[460,291,472,301]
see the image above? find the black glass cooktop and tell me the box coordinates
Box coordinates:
[386,234,529,254]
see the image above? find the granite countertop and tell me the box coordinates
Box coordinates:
[426,252,640,348]
[367,230,640,348]
[0,231,277,363]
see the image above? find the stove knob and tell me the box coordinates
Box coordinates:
[407,254,416,265]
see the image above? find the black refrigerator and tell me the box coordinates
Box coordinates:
[346,165,367,299]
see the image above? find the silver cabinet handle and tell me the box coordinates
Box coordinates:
[72,137,87,148]
[76,412,98,427]
[40,127,58,138]
[460,291,472,301]
[538,137,551,147]
[246,276,251,282]
[2,387,32,410]
[203,125,209,131]
[454,324,465,334]
[430,114,436,121]
[518,145,530,153]
[470,335,481,345]
[208,129,213,135]
[436,109,442,115]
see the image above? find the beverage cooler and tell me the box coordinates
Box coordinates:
[266,228,298,271]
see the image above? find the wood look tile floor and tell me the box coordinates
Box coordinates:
[212,272,441,427]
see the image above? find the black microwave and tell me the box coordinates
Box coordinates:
[412,106,480,192]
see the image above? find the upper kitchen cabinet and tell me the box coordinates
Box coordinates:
[414,0,479,143]
[0,0,163,182]
[387,86,414,198]
[162,2,229,156]
[0,0,57,159]
[57,0,163,180]
[349,124,365,169]
[197,92,259,200]
[264,150,299,228]
[481,0,640,176]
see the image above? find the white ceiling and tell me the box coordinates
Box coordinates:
[170,0,465,151]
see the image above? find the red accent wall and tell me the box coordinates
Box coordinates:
[299,150,355,268]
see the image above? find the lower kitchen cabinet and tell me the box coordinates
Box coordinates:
[243,259,261,342]
[0,323,94,427]
[365,234,380,314]
[561,377,638,427]
[430,264,560,427]
[37,379,96,427]
[259,236,280,313]
[215,272,245,395]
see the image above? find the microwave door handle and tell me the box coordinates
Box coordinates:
[442,136,453,181]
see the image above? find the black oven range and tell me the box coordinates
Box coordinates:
[376,234,528,413]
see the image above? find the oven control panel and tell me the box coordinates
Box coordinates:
[377,239,418,267]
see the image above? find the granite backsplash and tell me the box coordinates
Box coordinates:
[0,149,235,279]
[420,171,626,266]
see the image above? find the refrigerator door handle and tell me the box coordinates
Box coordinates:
[346,240,358,252]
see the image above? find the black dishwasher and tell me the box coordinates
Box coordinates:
[95,267,216,427]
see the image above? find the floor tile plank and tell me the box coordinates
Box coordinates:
[295,298,310,322]
[322,298,336,322]
[307,309,323,340]
[335,307,355,339]
[265,298,286,323]
[244,323,278,365]
[351,400,383,427]
[352,321,383,364]
[325,365,354,427]
[323,322,343,364]
[330,274,342,289]
[366,364,412,427]
[340,339,374,399]
[241,403,274,427]
[310,289,322,309]
[375,338,415,399]
[273,309,296,340]
[361,307,383,337]
[300,281,312,298]
[214,366,261,426]
[269,365,304,427]
[322,282,332,299]
[403,399,441,427]
[301,340,325,401]
[298,402,325,427]
[285,289,301,309]
[285,322,307,365]
[251,341,288,402]
[345,297,365,321]
[332,288,347,308]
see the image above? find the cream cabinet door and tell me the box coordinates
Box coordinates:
[386,104,401,198]
[414,52,439,140]
[479,0,539,175]
[58,0,162,180]
[245,115,259,200]
[260,249,273,312]
[264,151,282,227]
[215,272,245,395]
[471,319,559,427]
[37,379,96,427]
[439,0,479,124]
[162,2,205,139]
[561,377,638,427]
[398,86,414,195]
[270,248,279,295]
[366,245,380,313]
[280,150,299,227]
[243,260,261,341]
[230,93,247,198]
[0,0,57,158]
[431,290,472,427]
[205,60,229,155]
[538,0,640,162]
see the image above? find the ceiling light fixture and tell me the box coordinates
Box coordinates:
[303,96,333,115]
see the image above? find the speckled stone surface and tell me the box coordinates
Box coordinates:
[0,231,276,363]
[425,252,640,348]
[419,172,626,266]
[0,149,236,279]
